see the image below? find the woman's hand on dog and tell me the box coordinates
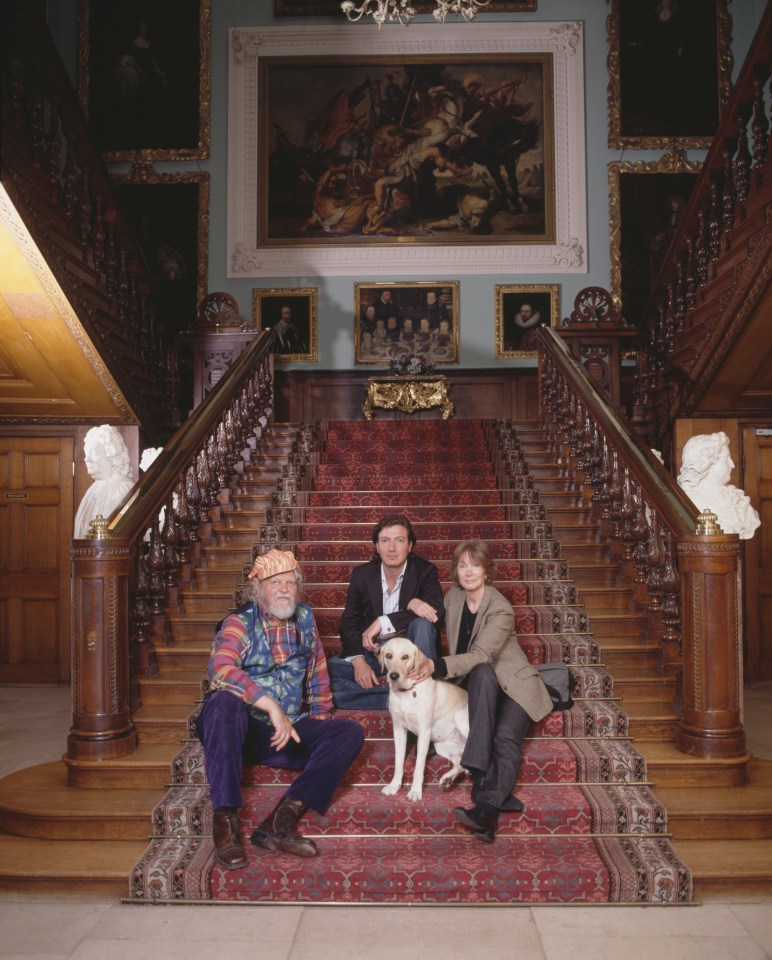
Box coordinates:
[408,658,437,685]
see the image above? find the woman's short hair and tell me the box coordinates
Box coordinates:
[450,539,496,586]
[371,514,416,549]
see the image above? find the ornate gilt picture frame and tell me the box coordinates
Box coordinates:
[607,0,732,150]
[495,283,559,358]
[253,288,319,363]
[227,23,586,278]
[354,281,460,366]
[111,167,210,342]
[608,154,701,321]
[78,0,211,162]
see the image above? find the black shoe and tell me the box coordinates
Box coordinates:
[452,805,497,844]
[251,797,319,858]
[500,795,525,813]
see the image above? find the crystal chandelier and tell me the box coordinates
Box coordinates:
[340,0,490,26]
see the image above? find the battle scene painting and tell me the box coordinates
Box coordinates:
[259,56,554,246]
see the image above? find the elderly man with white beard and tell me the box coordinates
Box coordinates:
[195,549,365,869]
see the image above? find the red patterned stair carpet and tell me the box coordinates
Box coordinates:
[129,419,692,904]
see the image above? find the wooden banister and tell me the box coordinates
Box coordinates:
[537,326,746,764]
[68,332,274,764]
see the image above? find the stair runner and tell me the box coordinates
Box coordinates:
[129,419,692,904]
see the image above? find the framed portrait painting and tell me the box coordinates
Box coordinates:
[274,1,536,14]
[111,169,210,345]
[78,0,211,161]
[227,23,586,278]
[253,288,319,362]
[607,0,732,150]
[495,283,559,358]
[608,155,701,321]
[354,281,459,366]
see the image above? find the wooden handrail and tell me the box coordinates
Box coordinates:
[539,327,698,535]
[110,330,274,540]
[68,332,274,767]
[536,326,746,764]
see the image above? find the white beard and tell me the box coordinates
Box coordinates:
[263,598,298,621]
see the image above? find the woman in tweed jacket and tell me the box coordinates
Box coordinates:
[416,539,553,842]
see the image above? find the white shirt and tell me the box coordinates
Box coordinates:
[379,560,407,636]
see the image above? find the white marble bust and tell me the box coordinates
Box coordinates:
[677,432,761,540]
[74,425,135,538]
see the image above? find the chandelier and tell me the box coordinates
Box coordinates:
[340,0,490,26]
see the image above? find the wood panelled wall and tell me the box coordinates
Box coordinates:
[274,369,541,422]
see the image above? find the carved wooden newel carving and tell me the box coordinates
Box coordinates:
[69,538,136,760]
[677,531,746,763]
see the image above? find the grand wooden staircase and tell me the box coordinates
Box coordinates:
[1,416,771,899]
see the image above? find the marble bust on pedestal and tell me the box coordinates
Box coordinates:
[73,425,135,539]
[677,432,761,540]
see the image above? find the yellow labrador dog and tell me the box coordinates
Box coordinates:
[378,636,470,802]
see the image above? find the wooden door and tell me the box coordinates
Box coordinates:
[0,437,73,683]
[742,427,772,681]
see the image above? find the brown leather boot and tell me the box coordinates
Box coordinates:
[250,796,319,857]
[212,806,248,869]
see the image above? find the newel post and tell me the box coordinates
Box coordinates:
[68,524,136,761]
[676,512,746,761]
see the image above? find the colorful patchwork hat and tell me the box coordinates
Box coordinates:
[247,549,299,581]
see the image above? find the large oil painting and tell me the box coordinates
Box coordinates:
[608,155,701,322]
[607,0,732,150]
[78,0,211,161]
[262,58,552,247]
[227,23,586,278]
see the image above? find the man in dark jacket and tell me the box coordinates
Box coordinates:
[328,514,444,709]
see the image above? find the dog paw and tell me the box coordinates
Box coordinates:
[381,783,400,796]
[406,788,423,802]
[439,777,454,790]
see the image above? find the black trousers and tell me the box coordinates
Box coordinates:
[460,663,531,812]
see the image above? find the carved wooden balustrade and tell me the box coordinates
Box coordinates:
[537,327,746,765]
[634,7,772,447]
[1,8,175,437]
[68,333,274,764]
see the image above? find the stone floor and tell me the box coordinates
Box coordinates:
[0,682,770,960]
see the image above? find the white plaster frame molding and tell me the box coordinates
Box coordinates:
[227,22,586,278]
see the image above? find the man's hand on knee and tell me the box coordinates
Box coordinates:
[353,655,382,689]
[407,598,438,622]
[255,695,301,748]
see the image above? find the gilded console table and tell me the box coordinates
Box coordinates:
[362,375,454,421]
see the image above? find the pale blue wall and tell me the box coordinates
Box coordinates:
[49,0,767,372]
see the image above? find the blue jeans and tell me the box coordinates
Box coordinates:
[327,617,438,711]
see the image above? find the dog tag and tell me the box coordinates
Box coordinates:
[412,690,417,698]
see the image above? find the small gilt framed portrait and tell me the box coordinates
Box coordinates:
[495,284,560,358]
[354,281,459,366]
[252,288,318,362]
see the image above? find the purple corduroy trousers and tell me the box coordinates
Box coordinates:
[197,691,365,812]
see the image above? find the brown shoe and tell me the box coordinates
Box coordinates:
[212,807,248,869]
[250,797,319,857]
